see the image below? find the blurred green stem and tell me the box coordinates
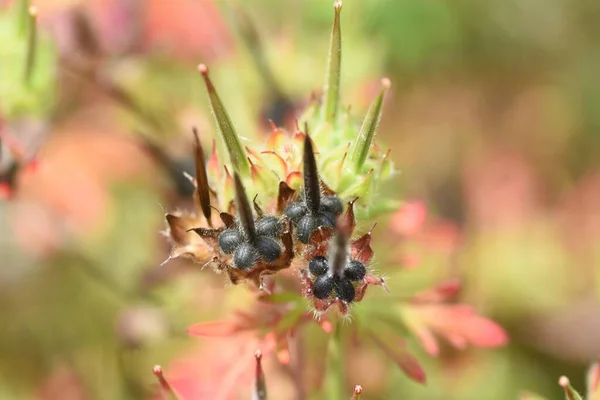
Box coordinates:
[325,320,344,399]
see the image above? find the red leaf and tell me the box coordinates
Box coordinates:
[390,201,427,236]
[371,335,426,384]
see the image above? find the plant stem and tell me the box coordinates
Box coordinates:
[324,319,345,399]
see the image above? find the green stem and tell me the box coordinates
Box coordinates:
[324,320,345,399]
[24,5,37,86]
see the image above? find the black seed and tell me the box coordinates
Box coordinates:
[297,214,318,243]
[317,212,336,228]
[254,237,281,262]
[232,242,258,270]
[344,260,366,281]
[312,275,334,299]
[333,276,355,303]
[255,216,282,237]
[308,256,328,276]
[320,195,343,216]
[218,229,243,254]
[284,202,307,223]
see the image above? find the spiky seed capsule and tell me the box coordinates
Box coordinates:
[218,229,243,254]
[284,134,343,243]
[333,276,355,303]
[312,275,334,299]
[344,260,366,281]
[309,256,328,276]
[233,242,258,270]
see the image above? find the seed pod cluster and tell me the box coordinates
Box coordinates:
[162,1,391,314]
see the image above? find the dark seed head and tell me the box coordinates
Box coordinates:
[232,242,258,270]
[333,276,355,303]
[344,260,366,281]
[297,214,319,244]
[254,237,281,262]
[312,275,334,299]
[308,256,328,276]
[218,229,243,254]
[320,195,343,216]
[255,216,282,238]
[284,202,307,223]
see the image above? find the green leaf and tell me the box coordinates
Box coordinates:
[352,78,390,172]
[258,291,304,305]
[198,64,250,176]
[24,5,36,86]
[276,306,305,332]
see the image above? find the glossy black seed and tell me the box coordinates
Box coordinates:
[284,202,307,223]
[321,195,343,216]
[256,216,282,238]
[344,260,367,281]
[308,256,328,276]
[333,276,355,303]
[312,275,334,299]
[218,229,243,254]
[297,214,318,243]
[254,237,281,262]
[232,242,258,270]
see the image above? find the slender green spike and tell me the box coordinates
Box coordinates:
[559,376,583,400]
[198,64,250,176]
[321,1,343,123]
[24,6,38,86]
[16,0,30,36]
[352,78,391,172]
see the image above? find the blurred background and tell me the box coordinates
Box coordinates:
[1,0,600,399]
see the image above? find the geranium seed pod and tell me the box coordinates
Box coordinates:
[321,195,343,216]
[344,260,366,281]
[333,276,355,303]
[218,229,243,254]
[308,256,329,276]
[312,275,334,299]
[255,215,282,238]
[283,202,307,223]
[233,242,258,270]
[254,237,281,262]
[297,214,319,244]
